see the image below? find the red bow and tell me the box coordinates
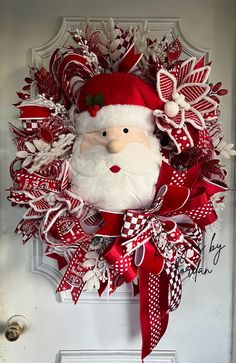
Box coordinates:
[9,160,228,361]
[101,162,227,361]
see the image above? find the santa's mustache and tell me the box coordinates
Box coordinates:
[71,142,162,177]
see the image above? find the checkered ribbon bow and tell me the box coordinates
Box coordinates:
[120,191,202,271]
[104,181,203,286]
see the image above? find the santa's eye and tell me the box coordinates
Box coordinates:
[102,131,107,137]
[123,128,129,134]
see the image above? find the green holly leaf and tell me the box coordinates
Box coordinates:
[94,93,104,106]
[86,94,94,107]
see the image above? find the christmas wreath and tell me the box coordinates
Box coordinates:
[8,18,235,361]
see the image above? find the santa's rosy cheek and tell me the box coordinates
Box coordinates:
[80,132,107,154]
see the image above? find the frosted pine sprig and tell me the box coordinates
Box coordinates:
[17,134,75,173]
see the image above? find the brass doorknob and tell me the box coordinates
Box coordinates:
[5,315,28,342]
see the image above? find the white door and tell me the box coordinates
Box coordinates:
[1,1,235,363]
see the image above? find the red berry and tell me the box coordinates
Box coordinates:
[89,104,100,117]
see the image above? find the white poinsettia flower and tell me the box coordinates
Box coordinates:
[83,273,101,292]
[83,270,94,282]
[22,155,33,167]
[25,141,36,153]
[33,139,49,151]
[16,150,29,158]
[217,141,236,159]
[94,266,102,278]
[85,251,99,259]
[16,138,51,168]
[153,57,218,153]
[84,277,96,292]
[82,251,108,291]
[82,259,96,268]
[27,133,75,173]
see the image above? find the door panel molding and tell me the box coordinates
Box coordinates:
[29,17,210,304]
[29,16,210,68]
[57,350,178,363]
[31,239,138,303]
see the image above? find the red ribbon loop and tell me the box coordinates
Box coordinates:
[103,237,137,283]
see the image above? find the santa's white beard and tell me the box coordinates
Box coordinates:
[70,139,162,212]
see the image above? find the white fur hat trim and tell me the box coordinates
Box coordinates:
[74,104,155,134]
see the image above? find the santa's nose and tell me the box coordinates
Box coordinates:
[107,139,124,153]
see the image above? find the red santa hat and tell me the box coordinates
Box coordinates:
[75,73,164,134]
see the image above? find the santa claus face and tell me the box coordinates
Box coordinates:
[70,126,162,212]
